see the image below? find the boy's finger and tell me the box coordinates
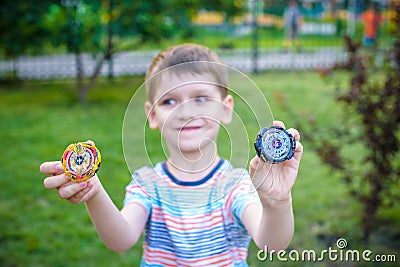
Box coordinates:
[249,156,272,177]
[295,141,303,153]
[249,156,260,169]
[40,161,63,175]
[287,128,300,141]
[43,174,69,189]
[68,183,93,204]
[58,182,88,199]
[273,120,286,129]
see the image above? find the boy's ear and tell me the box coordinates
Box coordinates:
[144,101,159,129]
[221,95,234,125]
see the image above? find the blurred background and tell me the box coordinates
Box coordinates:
[1,0,399,266]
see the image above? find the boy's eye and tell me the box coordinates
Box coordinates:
[194,96,208,103]
[161,99,176,106]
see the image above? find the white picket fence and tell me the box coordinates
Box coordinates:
[0,47,345,80]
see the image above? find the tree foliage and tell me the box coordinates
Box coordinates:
[0,0,54,58]
[202,0,244,21]
[0,0,54,78]
[44,1,104,53]
[116,0,198,41]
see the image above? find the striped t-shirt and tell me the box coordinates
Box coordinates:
[124,159,260,267]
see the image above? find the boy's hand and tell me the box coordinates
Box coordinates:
[249,121,303,207]
[40,161,100,204]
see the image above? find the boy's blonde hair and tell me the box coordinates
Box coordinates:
[145,43,228,102]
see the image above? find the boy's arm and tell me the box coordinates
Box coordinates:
[40,161,147,252]
[241,197,294,251]
[85,184,147,252]
[243,121,302,251]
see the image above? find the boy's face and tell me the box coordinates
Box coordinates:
[145,72,233,154]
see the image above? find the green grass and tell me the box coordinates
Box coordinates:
[0,72,399,267]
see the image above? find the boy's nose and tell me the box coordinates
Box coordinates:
[175,100,197,120]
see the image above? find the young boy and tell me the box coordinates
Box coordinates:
[40,43,303,266]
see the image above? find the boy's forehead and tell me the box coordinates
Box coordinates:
[154,72,221,97]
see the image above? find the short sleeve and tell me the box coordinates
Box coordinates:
[123,171,153,216]
[230,173,260,227]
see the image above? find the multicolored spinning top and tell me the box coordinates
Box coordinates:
[254,126,296,163]
[61,140,101,182]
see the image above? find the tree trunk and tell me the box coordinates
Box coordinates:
[89,54,105,87]
[12,58,18,79]
[107,0,114,79]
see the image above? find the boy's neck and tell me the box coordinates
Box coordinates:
[166,151,221,182]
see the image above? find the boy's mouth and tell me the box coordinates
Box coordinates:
[178,125,202,132]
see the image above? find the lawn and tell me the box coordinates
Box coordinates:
[0,71,398,267]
